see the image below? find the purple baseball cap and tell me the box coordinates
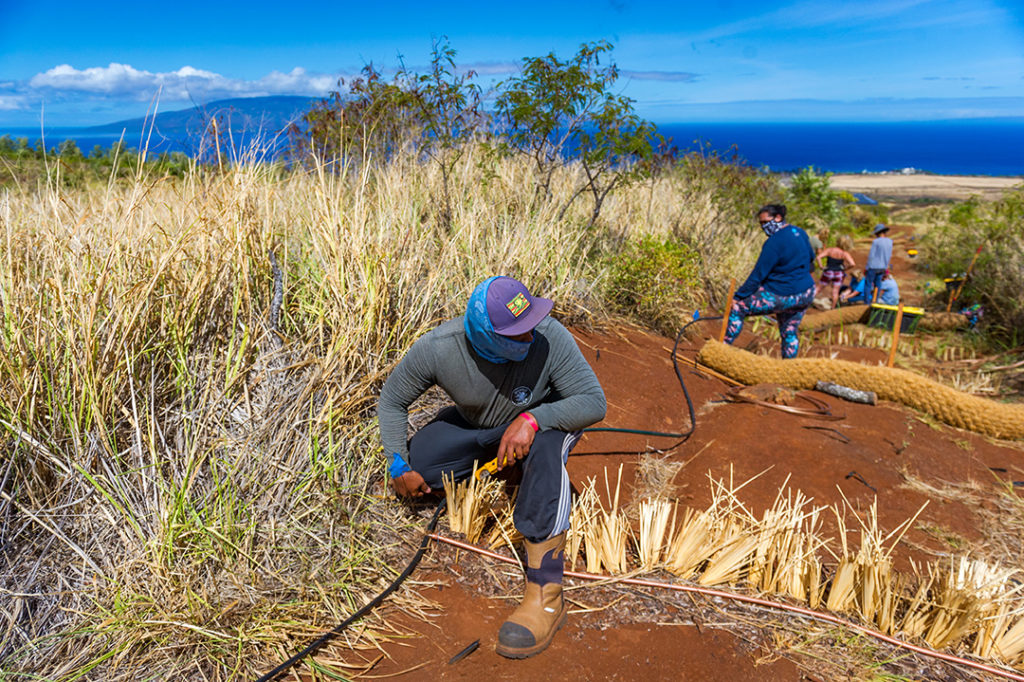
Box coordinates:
[486,276,553,336]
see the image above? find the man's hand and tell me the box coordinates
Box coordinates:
[391,470,432,498]
[496,415,537,470]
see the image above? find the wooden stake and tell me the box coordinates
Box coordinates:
[887,304,904,368]
[946,245,983,313]
[719,278,736,343]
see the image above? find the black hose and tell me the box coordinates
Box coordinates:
[255,314,720,680]
[255,499,447,682]
[582,315,721,442]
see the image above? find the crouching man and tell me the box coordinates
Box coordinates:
[377,276,606,658]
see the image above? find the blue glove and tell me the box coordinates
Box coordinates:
[388,454,412,479]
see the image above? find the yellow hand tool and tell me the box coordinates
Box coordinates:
[474,457,500,482]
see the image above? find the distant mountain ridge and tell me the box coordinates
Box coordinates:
[83,96,317,136]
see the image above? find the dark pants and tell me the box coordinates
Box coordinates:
[723,285,815,359]
[864,268,885,304]
[409,407,579,543]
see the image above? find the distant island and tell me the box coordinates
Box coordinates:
[82,95,316,137]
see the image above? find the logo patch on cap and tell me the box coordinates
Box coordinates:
[506,292,530,318]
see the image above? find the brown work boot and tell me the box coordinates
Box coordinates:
[495,533,567,659]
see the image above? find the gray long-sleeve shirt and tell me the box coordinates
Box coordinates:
[377,316,606,462]
[866,236,893,270]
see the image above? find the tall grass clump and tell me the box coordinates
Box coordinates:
[920,187,1024,340]
[0,131,773,679]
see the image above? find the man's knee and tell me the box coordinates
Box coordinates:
[528,430,575,464]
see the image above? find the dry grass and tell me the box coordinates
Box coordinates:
[0,136,772,679]
[577,468,631,574]
[415,455,1024,672]
[442,468,503,544]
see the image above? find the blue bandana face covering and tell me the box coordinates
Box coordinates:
[464,277,534,363]
[761,219,785,237]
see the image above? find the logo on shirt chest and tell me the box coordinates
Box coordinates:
[511,386,533,406]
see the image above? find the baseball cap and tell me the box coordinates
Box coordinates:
[485,276,553,336]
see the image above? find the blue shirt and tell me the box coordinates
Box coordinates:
[866,236,893,270]
[846,278,866,303]
[736,225,816,299]
[878,277,900,305]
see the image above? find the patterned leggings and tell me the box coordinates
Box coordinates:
[724,285,815,359]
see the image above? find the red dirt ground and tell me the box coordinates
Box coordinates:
[305,223,1023,681]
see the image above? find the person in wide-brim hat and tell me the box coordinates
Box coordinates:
[377,275,606,659]
[865,224,894,301]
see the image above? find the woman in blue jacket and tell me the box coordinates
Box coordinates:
[723,204,816,358]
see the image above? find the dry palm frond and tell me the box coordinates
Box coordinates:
[899,560,937,639]
[992,612,1024,664]
[588,465,630,574]
[576,466,631,575]
[922,556,1018,650]
[568,480,600,571]
[698,517,758,587]
[486,495,523,552]
[747,482,828,605]
[664,507,715,579]
[636,497,673,570]
[442,467,502,544]
[826,556,860,614]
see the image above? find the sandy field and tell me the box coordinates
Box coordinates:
[829,173,1022,200]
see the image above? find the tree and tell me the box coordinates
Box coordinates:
[58,139,82,159]
[404,37,483,230]
[289,64,420,169]
[494,41,656,226]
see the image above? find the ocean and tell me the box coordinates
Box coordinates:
[657,120,1024,176]
[0,127,194,156]
[2,120,1022,176]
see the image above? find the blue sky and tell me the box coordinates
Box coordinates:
[1,0,1022,127]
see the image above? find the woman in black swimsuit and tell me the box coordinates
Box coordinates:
[815,234,856,309]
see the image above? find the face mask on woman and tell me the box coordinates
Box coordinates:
[761,219,785,237]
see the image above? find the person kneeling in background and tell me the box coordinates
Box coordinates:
[839,269,866,304]
[377,276,606,659]
[877,270,900,306]
[723,204,816,359]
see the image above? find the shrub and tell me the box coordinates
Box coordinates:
[920,188,1024,338]
[606,235,701,333]
[669,148,782,303]
[847,202,890,234]
[785,166,854,236]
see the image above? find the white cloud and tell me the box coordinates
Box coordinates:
[0,94,26,110]
[27,63,344,102]
[623,70,699,83]
[461,62,519,76]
